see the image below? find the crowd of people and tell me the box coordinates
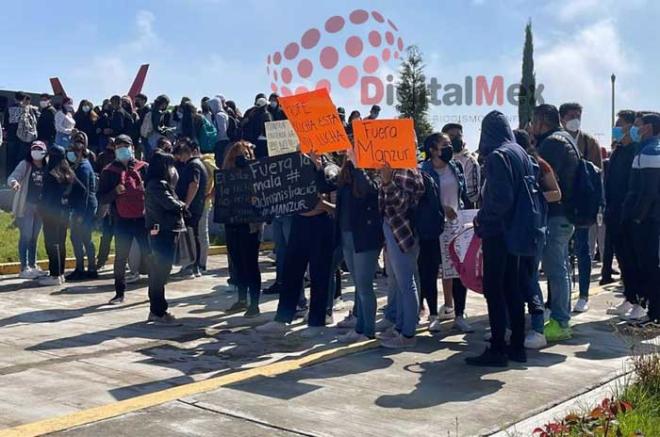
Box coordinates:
[2,88,660,367]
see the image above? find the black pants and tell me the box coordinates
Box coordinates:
[225,224,261,307]
[148,230,177,317]
[482,235,532,352]
[41,209,68,277]
[629,220,660,320]
[601,221,618,278]
[186,214,202,273]
[97,214,114,267]
[214,139,231,169]
[113,217,149,295]
[619,221,642,305]
[276,214,333,326]
[418,238,440,316]
[452,279,467,317]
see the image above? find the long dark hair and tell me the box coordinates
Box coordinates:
[181,102,197,138]
[147,150,176,182]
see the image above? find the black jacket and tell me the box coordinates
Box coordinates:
[623,136,660,223]
[604,142,637,225]
[537,128,579,217]
[37,106,56,145]
[145,179,186,232]
[74,111,97,150]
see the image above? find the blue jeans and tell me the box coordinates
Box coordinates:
[16,205,42,270]
[542,216,575,328]
[272,215,293,285]
[342,232,379,338]
[383,222,419,338]
[527,254,545,334]
[574,227,591,300]
[70,214,96,271]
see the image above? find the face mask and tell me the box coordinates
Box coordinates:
[630,126,641,143]
[82,105,91,113]
[31,150,46,161]
[39,101,49,109]
[612,127,624,142]
[66,151,78,163]
[451,137,464,153]
[439,147,454,163]
[235,155,248,168]
[115,147,133,163]
[565,118,581,132]
[269,101,277,108]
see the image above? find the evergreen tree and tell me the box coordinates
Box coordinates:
[396,45,433,142]
[518,19,536,129]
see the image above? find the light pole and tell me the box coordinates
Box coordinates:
[611,74,616,129]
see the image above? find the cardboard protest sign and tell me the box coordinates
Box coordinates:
[214,152,318,224]
[440,209,478,279]
[352,118,417,169]
[278,88,351,154]
[265,120,299,156]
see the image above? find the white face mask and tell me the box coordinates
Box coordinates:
[31,150,46,161]
[82,105,91,113]
[565,118,581,132]
[39,100,49,109]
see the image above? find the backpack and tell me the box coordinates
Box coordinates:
[198,116,218,153]
[17,107,38,143]
[140,111,154,138]
[411,172,445,240]
[553,131,603,227]
[106,161,147,219]
[494,147,547,257]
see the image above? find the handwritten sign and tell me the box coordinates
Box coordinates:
[440,209,478,279]
[265,120,299,156]
[352,118,417,169]
[278,88,351,154]
[214,152,318,224]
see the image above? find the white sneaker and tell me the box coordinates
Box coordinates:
[524,331,548,349]
[380,334,416,349]
[19,268,35,279]
[607,301,634,316]
[625,304,647,321]
[125,272,141,284]
[337,313,357,329]
[573,298,589,313]
[377,326,399,340]
[429,317,443,332]
[31,267,48,277]
[375,317,394,332]
[544,308,551,322]
[38,275,62,286]
[337,330,369,344]
[454,316,474,333]
[484,328,512,342]
[325,314,335,326]
[438,305,454,321]
[299,326,325,338]
[255,320,288,335]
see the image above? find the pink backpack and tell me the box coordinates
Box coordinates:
[448,227,483,294]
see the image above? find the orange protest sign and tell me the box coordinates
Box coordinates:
[352,118,417,169]
[278,88,352,154]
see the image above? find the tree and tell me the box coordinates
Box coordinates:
[518,19,536,129]
[396,45,434,143]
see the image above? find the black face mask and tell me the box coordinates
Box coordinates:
[451,137,464,153]
[235,156,248,168]
[439,147,454,163]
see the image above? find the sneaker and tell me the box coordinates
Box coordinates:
[438,305,454,321]
[85,270,99,280]
[295,305,309,319]
[376,326,399,340]
[380,334,416,349]
[544,308,551,322]
[337,330,370,344]
[262,283,281,295]
[299,326,325,338]
[607,301,634,316]
[524,331,548,349]
[325,314,335,326]
[544,319,572,342]
[454,316,474,333]
[484,328,512,342]
[599,276,616,286]
[631,317,660,329]
[172,267,195,280]
[573,298,589,313]
[375,317,394,332]
[465,347,508,367]
[147,312,181,326]
[30,266,48,277]
[429,317,443,333]
[624,304,647,321]
[19,268,35,279]
[125,272,141,284]
[506,346,528,363]
[255,320,288,335]
[337,313,358,329]
[243,306,261,319]
[194,270,203,278]
[38,275,62,286]
[65,270,86,282]
[227,301,248,314]
[108,294,125,305]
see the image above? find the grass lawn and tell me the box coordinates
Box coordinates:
[0,210,105,264]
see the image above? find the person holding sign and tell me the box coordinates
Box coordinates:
[378,163,425,348]
[335,149,383,343]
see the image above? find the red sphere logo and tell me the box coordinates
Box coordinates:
[266,9,404,96]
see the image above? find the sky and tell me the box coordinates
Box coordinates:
[2,0,659,149]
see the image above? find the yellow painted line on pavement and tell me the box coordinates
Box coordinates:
[0,336,378,437]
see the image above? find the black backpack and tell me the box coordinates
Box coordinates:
[411,172,445,240]
[552,131,603,227]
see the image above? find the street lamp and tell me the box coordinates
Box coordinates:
[611,74,616,129]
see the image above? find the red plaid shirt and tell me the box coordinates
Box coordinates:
[379,169,425,252]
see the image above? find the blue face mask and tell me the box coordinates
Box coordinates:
[115,147,133,163]
[66,151,77,163]
[612,127,624,142]
[630,126,641,143]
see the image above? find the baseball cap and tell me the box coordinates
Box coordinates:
[115,134,133,146]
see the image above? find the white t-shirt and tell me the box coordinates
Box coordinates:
[434,165,459,213]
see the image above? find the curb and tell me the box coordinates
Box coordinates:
[0,242,273,276]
